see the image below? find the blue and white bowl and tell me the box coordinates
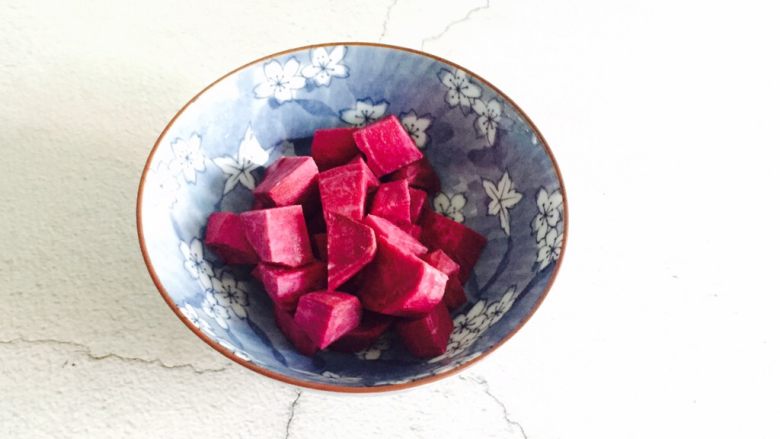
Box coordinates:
[137,43,567,392]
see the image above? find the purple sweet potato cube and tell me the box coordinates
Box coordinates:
[311,233,328,261]
[252,261,326,311]
[358,235,447,317]
[363,214,427,256]
[387,157,441,194]
[419,211,486,283]
[240,206,314,267]
[204,212,258,265]
[294,291,362,349]
[369,180,411,226]
[311,127,359,170]
[253,156,319,207]
[408,188,428,224]
[274,306,319,356]
[353,115,423,177]
[347,156,380,191]
[442,277,467,310]
[422,249,466,310]
[327,213,377,289]
[318,161,374,221]
[329,311,393,353]
[396,302,454,358]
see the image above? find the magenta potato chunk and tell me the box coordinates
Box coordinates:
[386,157,441,194]
[252,261,326,311]
[274,306,319,357]
[327,213,377,290]
[423,249,467,310]
[204,212,258,265]
[253,156,318,207]
[422,249,460,278]
[294,292,362,349]
[311,127,359,170]
[347,156,380,192]
[369,180,411,227]
[396,302,454,358]
[408,187,428,223]
[240,206,314,268]
[363,214,427,256]
[311,233,328,261]
[419,211,486,283]
[442,277,467,310]
[358,235,447,317]
[353,115,423,177]
[329,311,393,353]
[318,160,374,221]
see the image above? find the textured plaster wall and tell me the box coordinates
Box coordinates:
[2,0,780,438]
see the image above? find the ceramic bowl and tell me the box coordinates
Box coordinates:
[137,42,567,392]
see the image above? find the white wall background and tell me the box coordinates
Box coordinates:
[2,0,779,437]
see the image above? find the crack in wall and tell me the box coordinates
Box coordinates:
[462,375,527,438]
[283,390,302,439]
[420,0,491,50]
[378,0,400,42]
[0,337,228,374]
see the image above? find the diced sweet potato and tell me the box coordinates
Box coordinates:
[386,157,441,194]
[408,188,428,223]
[406,224,422,240]
[253,156,319,207]
[305,208,326,234]
[252,261,326,311]
[419,212,486,283]
[311,127,359,170]
[274,306,319,356]
[347,156,380,191]
[359,235,447,317]
[205,212,258,265]
[251,198,269,210]
[319,161,374,221]
[443,277,467,310]
[353,115,423,177]
[423,249,466,310]
[327,214,377,289]
[240,206,314,267]
[363,214,427,256]
[311,233,327,261]
[396,302,453,358]
[294,291,362,349]
[329,311,393,353]
[369,180,411,226]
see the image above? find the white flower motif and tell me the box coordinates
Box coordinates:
[320,371,362,383]
[485,285,518,325]
[217,338,251,361]
[438,68,482,114]
[356,335,390,361]
[472,98,502,146]
[148,160,180,207]
[253,58,306,103]
[179,303,215,337]
[483,171,523,235]
[301,46,348,86]
[339,98,388,127]
[536,227,563,270]
[169,134,206,184]
[213,126,268,194]
[400,110,433,148]
[179,239,214,288]
[463,300,490,334]
[433,192,467,223]
[202,289,229,329]
[532,188,564,242]
[213,271,249,319]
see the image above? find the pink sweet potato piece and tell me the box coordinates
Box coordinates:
[423,249,466,310]
[318,161,374,221]
[396,302,454,358]
[252,261,326,311]
[329,311,393,353]
[369,180,411,226]
[294,291,362,349]
[312,233,328,261]
[359,235,447,317]
[240,206,314,267]
[363,214,427,256]
[419,212,486,283]
[443,277,467,310]
[386,157,441,194]
[253,156,319,207]
[205,212,258,265]
[347,156,380,191]
[327,214,377,289]
[408,188,428,223]
[274,306,319,356]
[311,127,359,170]
[353,115,423,177]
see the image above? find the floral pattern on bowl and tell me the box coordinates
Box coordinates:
[137,43,566,392]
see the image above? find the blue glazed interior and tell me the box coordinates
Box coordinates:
[139,44,565,388]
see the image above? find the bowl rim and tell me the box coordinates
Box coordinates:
[136,41,568,393]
